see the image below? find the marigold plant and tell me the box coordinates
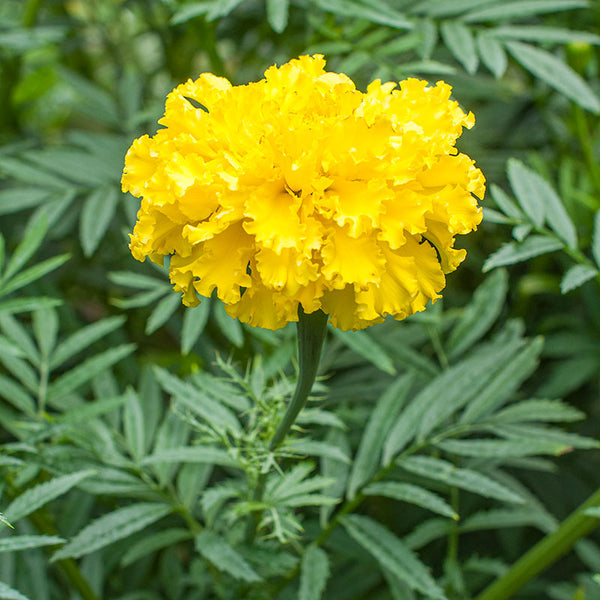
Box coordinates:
[122,55,484,330]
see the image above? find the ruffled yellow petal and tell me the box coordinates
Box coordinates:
[123,55,484,330]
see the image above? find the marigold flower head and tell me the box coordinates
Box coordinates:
[122,55,484,331]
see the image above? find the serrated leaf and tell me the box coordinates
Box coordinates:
[0,582,30,600]
[483,236,563,272]
[195,531,261,582]
[108,271,168,290]
[0,374,35,415]
[0,312,40,365]
[561,264,598,293]
[300,546,330,600]
[463,0,589,23]
[181,301,210,354]
[170,3,212,25]
[53,503,171,561]
[347,374,413,499]
[80,187,120,257]
[4,470,94,523]
[0,535,64,553]
[492,423,598,449]
[490,184,523,220]
[2,212,48,283]
[507,159,545,227]
[51,315,126,369]
[461,508,551,533]
[47,344,135,402]
[332,328,396,375]
[121,528,192,566]
[142,446,236,468]
[399,456,524,503]
[0,187,52,216]
[506,41,600,114]
[341,515,445,599]
[364,482,457,519]
[437,438,568,458]
[476,32,507,78]
[266,0,289,32]
[124,388,145,462]
[153,366,241,433]
[314,0,413,29]
[412,0,497,18]
[441,21,478,74]
[145,293,181,335]
[447,269,508,359]
[592,211,600,268]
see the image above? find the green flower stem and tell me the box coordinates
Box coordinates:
[246,306,328,543]
[475,487,600,600]
[269,307,329,451]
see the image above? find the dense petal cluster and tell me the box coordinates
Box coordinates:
[122,55,484,330]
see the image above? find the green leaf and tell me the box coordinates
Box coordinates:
[411,0,497,18]
[592,211,600,268]
[286,439,351,464]
[313,0,413,29]
[124,388,146,462]
[181,301,210,354]
[490,184,523,220]
[463,0,589,23]
[121,528,192,566]
[347,374,413,499]
[398,456,524,503]
[299,546,330,600]
[52,503,171,561]
[561,264,598,294]
[364,482,457,519]
[447,269,508,359]
[80,187,120,257]
[51,315,126,369]
[47,344,135,402]
[441,21,478,74]
[332,328,396,375]
[0,188,53,216]
[213,301,244,347]
[483,236,563,272]
[1,254,70,298]
[341,515,445,599]
[437,438,569,458]
[461,508,552,533]
[153,366,241,433]
[2,212,48,284]
[491,25,600,45]
[0,374,36,415]
[476,32,507,78]
[142,446,236,468]
[507,159,545,227]
[460,336,543,423]
[0,297,62,315]
[195,531,261,582]
[32,307,58,358]
[0,312,40,365]
[108,271,168,290]
[145,293,181,335]
[170,3,212,25]
[0,535,64,553]
[506,41,600,114]
[4,470,94,523]
[0,581,30,600]
[491,399,584,424]
[266,0,289,32]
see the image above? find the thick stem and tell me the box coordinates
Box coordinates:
[246,306,328,543]
[475,487,600,600]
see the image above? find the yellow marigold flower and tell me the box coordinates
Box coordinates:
[122,55,484,331]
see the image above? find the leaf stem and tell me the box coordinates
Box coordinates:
[475,486,600,600]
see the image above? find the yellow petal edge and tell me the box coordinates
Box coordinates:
[122,55,485,331]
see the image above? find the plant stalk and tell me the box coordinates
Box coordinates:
[475,487,600,600]
[246,306,328,543]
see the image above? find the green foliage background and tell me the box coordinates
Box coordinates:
[1,1,600,599]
